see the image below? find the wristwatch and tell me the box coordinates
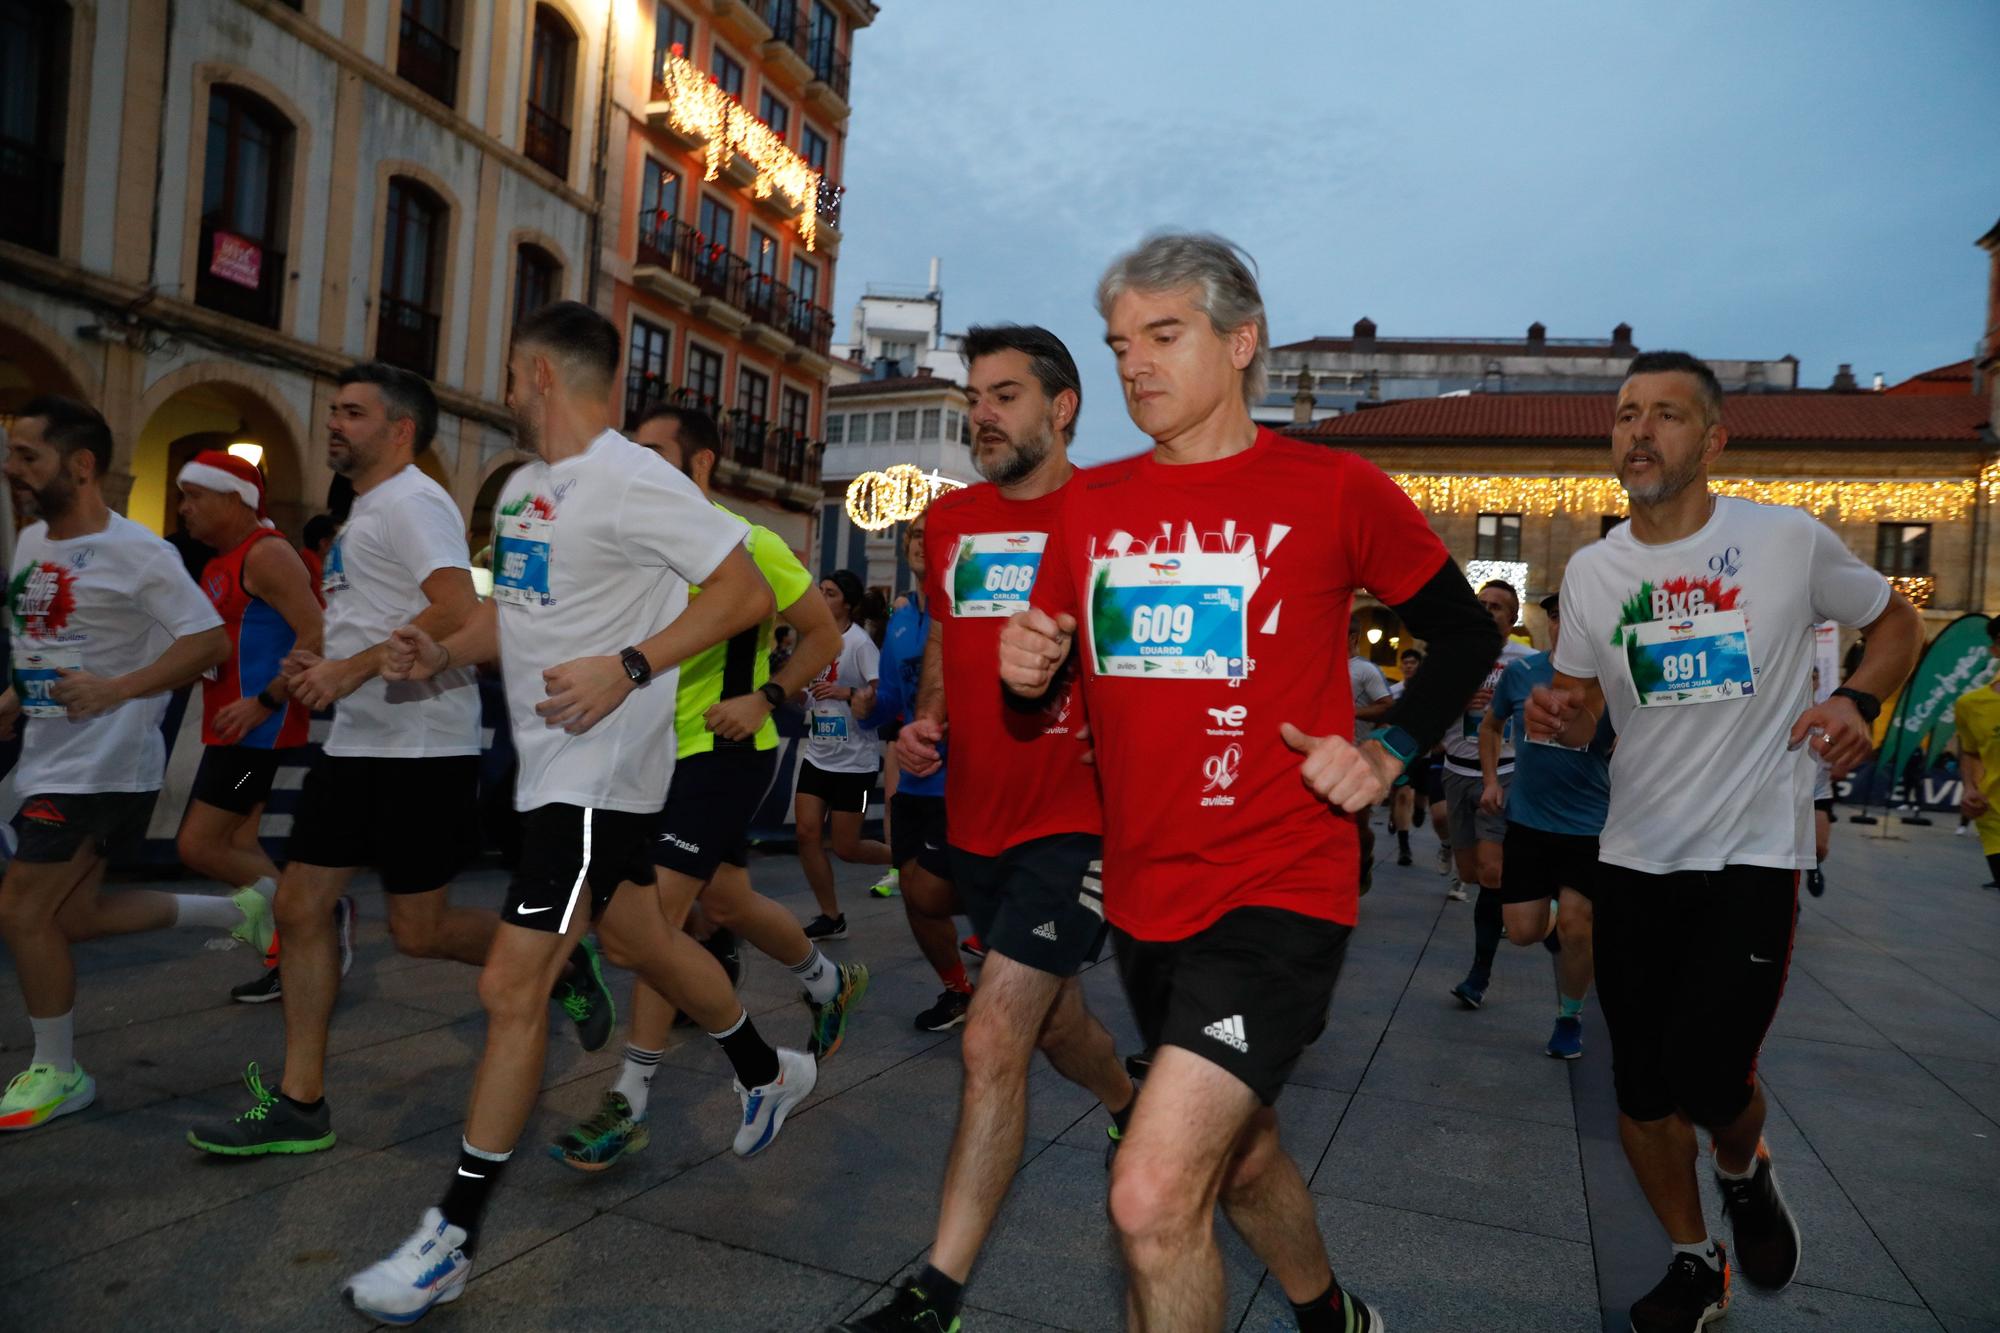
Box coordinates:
[1830,686,1880,725]
[1367,724,1420,767]
[759,681,787,708]
[619,646,652,687]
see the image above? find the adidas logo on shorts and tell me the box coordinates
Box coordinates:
[1203,1014,1249,1053]
[1031,920,1059,942]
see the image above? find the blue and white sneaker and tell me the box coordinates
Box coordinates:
[1545,1014,1584,1060]
[732,1047,816,1157]
[342,1207,471,1324]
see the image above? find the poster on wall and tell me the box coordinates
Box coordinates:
[209,231,263,290]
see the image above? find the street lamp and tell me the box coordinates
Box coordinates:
[228,441,264,468]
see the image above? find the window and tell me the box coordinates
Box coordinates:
[526,6,576,177]
[685,342,723,404]
[513,244,558,324]
[1475,512,1522,561]
[378,178,446,376]
[749,226,778,279]
[640,158,681,223]
[397,0,458,107]
[625,316,672,426]
[699,195,734,250]
[808,1,843,90]
[921,407,941,439]
[781,387,811,437]
[801,124,828,173]
[653,2,692,87]
[895,409,916,441]
[870,411,892,443]
[758,90,789,139]
[825,412,844,445]
[790,255,818,307]
[1,0,69,254]
[197,87,290,327]
[944,411,961,445]
[960,414,971,444]
[1876,523,1931,576]
[711,45,744,99]
[738,366,769,420]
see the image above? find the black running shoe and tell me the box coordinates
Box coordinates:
[554,936,616,1052]
[1332,1288,1385,1332]
[1805,868,1825,898]
[833,1281,960,1331]
[1125,1048,1155,1082]
[186,1062,334,1155]
[803,914,848,942]
[231,966,282,1004]
[1630,1246,1731,1332]
[913,987,970,1032]
[1717,1151,1801,1290]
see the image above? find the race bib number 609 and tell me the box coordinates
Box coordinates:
[1087,550,1255,680]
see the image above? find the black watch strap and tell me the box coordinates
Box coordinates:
[620,646,652,687]
[1831,686,1880,725]
[254,688,281,711]
[759,681,787,707]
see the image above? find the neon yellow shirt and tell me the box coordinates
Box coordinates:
[1952,684,2000,853]
[674,504,813,759]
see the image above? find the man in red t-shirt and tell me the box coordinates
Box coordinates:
[836,327,1136,1333]
[1000,235,1499,1333]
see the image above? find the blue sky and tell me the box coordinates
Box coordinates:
[833,0,2000,462]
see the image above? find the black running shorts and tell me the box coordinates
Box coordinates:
[1499,821,1600,905]
[889,793,950,878]
[795,759,873,814]
[950,833,1106,977]
[1592,862,1798,1126]
[503,803,656,934]
[191,745,291,816]
[285,753,480,894]
[654,747,777,879]
[1113,906,1352,1107]
[11,791,155,863]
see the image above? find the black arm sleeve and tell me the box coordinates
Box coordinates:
[1379,558,1504,751]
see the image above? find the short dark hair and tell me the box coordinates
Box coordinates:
[514,299,620,389]
[1400,648,1423,662]
[1624,350,1723,428]
[1480,579,1520,613]
[337,362,439,454]
[303,513,338,549]
[14,394,112,477]
[962,323,1082,442]
[823,568,865,610]
[634,404,721,464]
[1540,593,1561,619]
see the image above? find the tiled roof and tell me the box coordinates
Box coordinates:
[829,374,963,398]
[1882,359,1975,396]
[1274,336,1636,360]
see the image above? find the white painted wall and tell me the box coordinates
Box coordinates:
[79,0,130,274]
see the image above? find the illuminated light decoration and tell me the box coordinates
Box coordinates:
[1365,627,1383,645]
[227,441,264,468]
[844,464,965,531]
[1465,559,1529,601]
[655,45,826,250]
[1387,473,1979,523]
[1889,574,1936,608]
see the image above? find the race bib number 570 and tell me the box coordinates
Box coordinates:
[1087,550,1255,680]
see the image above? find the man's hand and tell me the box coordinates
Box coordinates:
[1468,684,1494,715]
[807,679,853,702]
[537,655,634,735]
[1280,723,1398,812]
[999,609,1075,695]
[705,692,772,742]
[383,625,448,683]
[213,695,274,743]
[289,654,364,711]
[1479,779,1505,816]
[1790,695,1872,778]
[895,717,946,777]
[50,669,128,720]
[1525,683,1582,742]
[1960,787,1989,820]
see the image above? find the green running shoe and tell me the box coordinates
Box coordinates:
[228,885,275,957]
[555,936,616,1052]
[549,1089,650,1172]
[869,869,900,898]
[807,961,871,1060]
[0,1061,95,1131]
[186,1062,334,1155]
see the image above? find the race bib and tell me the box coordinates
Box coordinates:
[811,712,849,740]
[320,538,350,595]
[948,532,1045,618]
[1088,551,1254,680]
[12,641,82,718]
[1628,610,1755,706]
[492,515,554,607]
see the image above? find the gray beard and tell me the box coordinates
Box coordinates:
[1619,453,1702,507]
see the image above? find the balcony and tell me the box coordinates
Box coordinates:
[691,244,752,330]
[0,135,62,255]
[806,35,851,115]
[397,12,458,107]
[707,0,773,46]
[376,293,440,378]
[194,218,284,329]
[785,295,834,357]
[524,103,571,179]
[631,210,835,351]
[760,2,813,84]
[620,376,822,496]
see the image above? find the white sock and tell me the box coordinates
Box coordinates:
[249,875,277,902]
[1672,1238,1721,1271]
[611,1045,663,1118]
[791,946,839,1004]
[173,893,244,931]
[30,1011,74,1072]
[1715,1151,1761,1181]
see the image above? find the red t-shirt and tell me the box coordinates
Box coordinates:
[924,476,1102,856]
[1034,430,1448,941]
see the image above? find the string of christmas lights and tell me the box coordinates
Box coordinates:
[844,464,964,531]
[1386,473,1982,522]
[655,46,825,250]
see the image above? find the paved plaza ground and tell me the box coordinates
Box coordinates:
[3,813,1997,1331]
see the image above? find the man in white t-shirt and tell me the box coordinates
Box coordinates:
[795,567,891,940]
[1348,629,1393,892]
[1529,351,1920,1333]
[342,302,808,1324]
[0,397,248,1133]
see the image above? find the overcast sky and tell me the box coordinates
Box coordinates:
[832,0,2000,462]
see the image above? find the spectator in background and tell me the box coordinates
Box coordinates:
[299,514,337,602]
[1349,626,1394,893]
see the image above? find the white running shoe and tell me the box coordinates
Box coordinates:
[732,1047,817,1157]
[1446,877,1469,902]
[1435,842,1452,875]
[343,1207,471,1325]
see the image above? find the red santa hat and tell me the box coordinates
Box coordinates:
[177,450,270,523]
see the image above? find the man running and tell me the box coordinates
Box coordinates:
[1349,629,1393,892]
[169,450,348,1006]
[548,402,861,1173]
[342,302,809,1323]
[796,568,891,940]
[1482,592,1610,1058]
[185,363,611,1158]
[0,397,258,1132]
[1954,619,2000,889]
[836,324,1137,1333]
[1528,350,1921,1333]
[999,236,1498,1332]
[1389,647,1425,865]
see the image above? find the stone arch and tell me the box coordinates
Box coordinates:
[0,298,96,412]
[133,360,309,540]
[469,449,532,555]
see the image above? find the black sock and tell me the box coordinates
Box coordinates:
[282,1092,324,1113]
[1469,887,1503,988]
[915,1264,964,1320]
[438,1139,511,1242]
[709,1011,782,1087]
[1397,830,1411,854]
[1290,1279,1344,1332]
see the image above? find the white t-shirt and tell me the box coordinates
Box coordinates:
[9,514,222,793]
[1553,496,1890,873]
[492,430,745,814]
[806,621,881,774]
[1443,638,1537,777]
[321,465,480,758]
[1348,655,1390,744]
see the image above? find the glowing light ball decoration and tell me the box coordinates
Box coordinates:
[844,465,965,532]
